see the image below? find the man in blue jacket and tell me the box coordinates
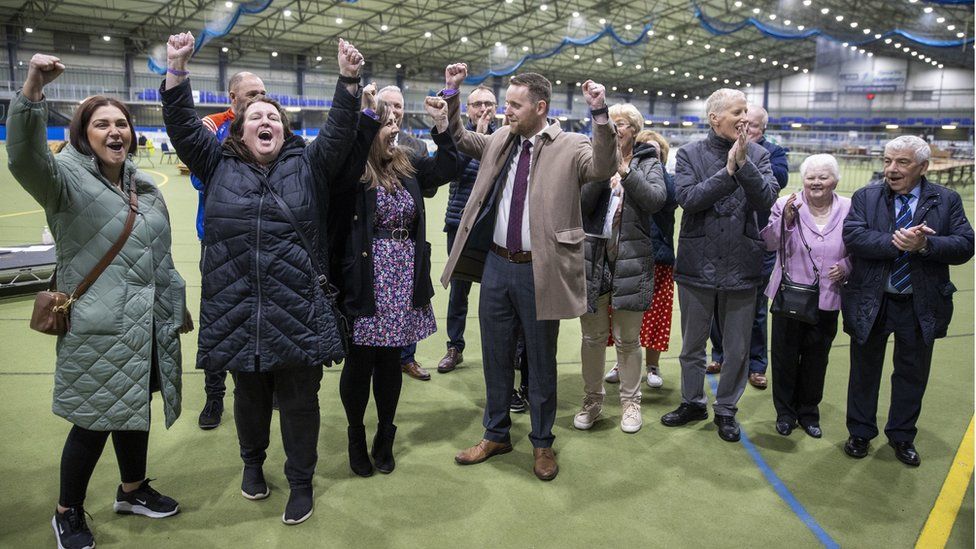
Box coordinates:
[706,105,788,391]
[842,135,973,466]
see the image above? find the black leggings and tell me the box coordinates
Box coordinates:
[59,426,149,507]
[339,344,403,428]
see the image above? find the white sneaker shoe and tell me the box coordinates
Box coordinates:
[621,401,643,433]
[646,367,663,389]
[573,396,603,430]
[604,365,620,384]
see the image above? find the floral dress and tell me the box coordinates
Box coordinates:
[352,186,437,346]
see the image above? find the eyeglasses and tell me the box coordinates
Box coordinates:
[467,101,497,109]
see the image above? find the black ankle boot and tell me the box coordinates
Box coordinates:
[371,423,397,474]
[347,425,373,477]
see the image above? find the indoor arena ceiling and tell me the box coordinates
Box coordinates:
[3,0,974,96]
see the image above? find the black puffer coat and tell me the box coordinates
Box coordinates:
[673,131,778,291]
[581,143,668,312]
[162,79,361,372]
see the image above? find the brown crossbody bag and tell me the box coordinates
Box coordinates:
[30,186,139,335]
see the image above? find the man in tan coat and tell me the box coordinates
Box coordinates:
[441,63,618,480]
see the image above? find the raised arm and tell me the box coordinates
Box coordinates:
[6,53,68,210]
[440,63,490,160]
[160,32,221,183]
[576,80,619,184]
[414,97,461,192]
[674,146,739,214]
[306,39,365,181]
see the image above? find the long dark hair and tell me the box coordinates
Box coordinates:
[68,95,138,157]
[222,96,294,164]
[361,100,416,193]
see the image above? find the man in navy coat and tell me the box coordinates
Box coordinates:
[842,135,973,466]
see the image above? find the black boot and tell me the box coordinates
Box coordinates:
[348,425,373,477]
[371,423,397,474]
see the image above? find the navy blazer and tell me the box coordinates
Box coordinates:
[841,177,974,346]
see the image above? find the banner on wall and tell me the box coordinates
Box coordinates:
[839,68,907,93]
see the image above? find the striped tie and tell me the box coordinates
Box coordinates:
[889,195,913,293]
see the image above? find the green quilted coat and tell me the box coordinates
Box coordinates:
[6,93,185,431]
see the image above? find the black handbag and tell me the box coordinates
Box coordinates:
[770,205,821,324]
[259,180,349,363]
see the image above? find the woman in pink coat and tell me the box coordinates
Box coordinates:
[761,154,851,439]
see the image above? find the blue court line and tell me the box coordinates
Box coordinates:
[706,374,840,549]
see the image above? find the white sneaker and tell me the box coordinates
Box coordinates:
[573,396,603,430]
[621,401,643,433]
[646,366,663,389]
[604,365,620,384]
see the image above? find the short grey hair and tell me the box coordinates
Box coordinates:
[885,135,931,163]
[705,88,746,118]
[377,85,403,100]
[799,154,841,182]
[748,104,769,129]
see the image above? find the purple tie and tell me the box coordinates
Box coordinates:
[506,140,532,252]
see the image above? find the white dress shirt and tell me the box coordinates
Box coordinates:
[494,129,546,251]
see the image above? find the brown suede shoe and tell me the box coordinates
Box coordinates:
[437,347,463,373]
[401,360,431,381]
[532,448,559,481]
[455,439,513,465]
[706,361,722,374]
[749,372,768,389]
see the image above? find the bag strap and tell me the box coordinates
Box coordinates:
[259,180,338,299]
[66,185,139,304]
[780,204,821,284]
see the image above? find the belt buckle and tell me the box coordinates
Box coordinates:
[392,228,409,242]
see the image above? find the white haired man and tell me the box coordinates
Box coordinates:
[842,135,973,466]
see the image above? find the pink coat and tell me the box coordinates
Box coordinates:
[760,192,852,311]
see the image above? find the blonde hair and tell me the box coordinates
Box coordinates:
[636,130,670,165]
[361,100,416,193]
[609,103,643,136]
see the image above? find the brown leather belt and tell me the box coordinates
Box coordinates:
[490,243,532,263]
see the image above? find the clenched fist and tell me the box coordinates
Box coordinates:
[23,53,65,101]
[444,63,468,90]
[581,80,606,110]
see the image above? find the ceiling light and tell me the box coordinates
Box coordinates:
[686,39,694,45]
[596,57,602,63]
[850,21,858,28]
[867,52,874,57]
[576,82,581,86]
[821,8,829,14]
[102,35,111,41]
[734,0,742,6]
[283,9,291,17]
[942,124,957,130]
[851,45,858,51]
[894,42,902,48]
[748,54,755,59]
[505,0,513,3]
[682,120,693,126]
[683,94,689,99]
[797,25,805,30]
[802,0,811,5]
[760,57,767,63]
[380,24,388,31]
[635,64,642,69]
[424,31,431,38]
[316,55,322,61]
[611,86,617,91]
[768,14,776,20]
[572,11,580,17]
[555,79,561,84]
[573,54,580,60]
[653,66,659,72]
[745,82,752,87]
[835,15,844,21]
[938,64,944,68]
[803,68,809,73]
[923,7,933,13]
[712,76,718,81]
[791,122,803,128]
[395,63,402,69]
[885,124,899,129]
[667,34,675,41]
[616,61,623,66]
[271,51,278,57]
[957,32,965,38]
[947,25,955,31]
[752,8,760,14]
[225,1,233,7]
[24,27,33,33]
[734,80,741,85]
[784,19,791,26]
[599,18,607,25]
[771,60,778,65]
[698,74,704,79]
[719,47,726,53]
[704,44,712,49]
[684,71,690,77]
[647,30,654,36]
[782,63,789,68]
[734,50,741,56]
[628,87,634,92]
[624,24,632,30]
[858,49,865,54]
[937,17,946,23]
[724,78,730,83]
[669,69,675,74]
[460,36,468,42]
[221,46,229,52]
[539,4,548,11]
[903,47,910,52]
[494,41,501,47]
[842,42,849,47]
[884,38,892,44]
[643,90,649,94]
[794,66,800,71]
[657,91,663,96]
[335,17,343,24]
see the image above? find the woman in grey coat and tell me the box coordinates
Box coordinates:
[573,103,667,434]
[7,54,192,549]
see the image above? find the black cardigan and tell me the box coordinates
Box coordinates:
[329,118,461,318]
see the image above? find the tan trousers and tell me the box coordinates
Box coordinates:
[580,292,645,405]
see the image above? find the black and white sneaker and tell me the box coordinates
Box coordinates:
[52,506,94,549]
[282,487,313,525]
[242,467,270,500]
[113,479,180,518]
[509,389,526,413]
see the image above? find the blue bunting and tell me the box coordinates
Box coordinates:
[147,0,274,75]
[694,2,973,48]
[464,23,653,85]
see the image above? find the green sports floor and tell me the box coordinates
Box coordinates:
[0,147,972,548]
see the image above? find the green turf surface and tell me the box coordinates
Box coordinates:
[0,147,972,548]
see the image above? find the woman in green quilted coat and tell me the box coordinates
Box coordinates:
[6,54,193,549]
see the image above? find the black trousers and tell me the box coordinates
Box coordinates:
[59,426,149,507]
[340,344,403,428]
[204,369,228,400]
[847,294,935,443]
[770,310,839,426]
[231,365,323,489]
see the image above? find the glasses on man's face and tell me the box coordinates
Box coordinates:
[468,101,497,109]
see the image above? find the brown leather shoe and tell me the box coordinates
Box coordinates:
[401,360,430,381]
[749,372,768,389]
[455,439,513,465]
[533,448,559,481]
[706,361,722,374]
[437,347,463,373]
